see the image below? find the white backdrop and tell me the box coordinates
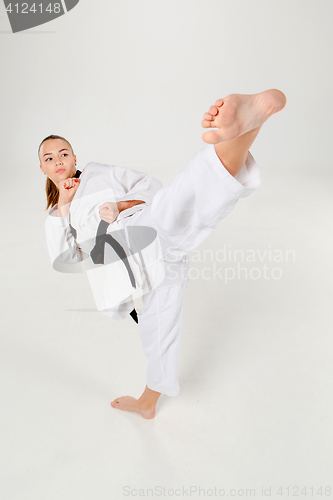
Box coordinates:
[1,0,332,178]
[1,1,332,499]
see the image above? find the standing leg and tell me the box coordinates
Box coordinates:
[111,265,188,419]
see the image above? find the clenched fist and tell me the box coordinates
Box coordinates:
[99,202,120,224]
[58,178,81,217]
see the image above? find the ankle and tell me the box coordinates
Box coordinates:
[138,398,156,410]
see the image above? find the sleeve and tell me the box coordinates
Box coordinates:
[147,144,261,260]
[110,165,163,205]
[43,205,89,273]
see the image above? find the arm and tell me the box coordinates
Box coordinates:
[44,208,88,271]
[43,177,88,272]
[117,199,145,212]
[99,165,163,223]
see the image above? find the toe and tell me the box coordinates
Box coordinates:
[203,112,214,121]
[202,130,223,144]
[201,119,214,128]
[215,98,224,107]
[209,105,219,116]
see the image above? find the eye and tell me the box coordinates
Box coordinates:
[45,157,52,161]
[61,153,68,157]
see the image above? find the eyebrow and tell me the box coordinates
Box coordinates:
[43,148,69,157]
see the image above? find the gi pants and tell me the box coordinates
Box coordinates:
[125,144,261,396]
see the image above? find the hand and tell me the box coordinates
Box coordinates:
[99,202,120,224]
[58,178,81,217]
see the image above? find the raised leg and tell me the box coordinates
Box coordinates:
[202,89,287,176]
[214,127,261,176]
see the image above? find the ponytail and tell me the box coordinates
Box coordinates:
[45,177,59,210]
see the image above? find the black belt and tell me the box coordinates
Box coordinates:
[90,219,138,323]
[70,169,139,324]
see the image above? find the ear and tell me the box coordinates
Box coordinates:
[39,164,45,174]
[74,154,77,165]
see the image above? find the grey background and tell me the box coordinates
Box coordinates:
[0,1,332,499]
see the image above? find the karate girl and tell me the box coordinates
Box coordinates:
[40,89,286,419]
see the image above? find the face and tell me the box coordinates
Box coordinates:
[39,138,77,187]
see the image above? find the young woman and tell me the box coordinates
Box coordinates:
[40,89,287,419]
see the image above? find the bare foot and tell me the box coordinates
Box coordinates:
[202,89,287,144]
[111,385,161,419]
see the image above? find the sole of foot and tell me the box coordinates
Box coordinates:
[202,89,287,144]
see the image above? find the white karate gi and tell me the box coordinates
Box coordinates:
[44,144,261,397]
[44,159,165,320]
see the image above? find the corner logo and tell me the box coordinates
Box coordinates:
[3,0,80,33]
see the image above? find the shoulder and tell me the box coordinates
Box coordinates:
[81,162,118,177]
[82,161,113,171]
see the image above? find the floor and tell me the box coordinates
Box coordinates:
[1,164,332,500]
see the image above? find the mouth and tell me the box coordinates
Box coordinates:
[56,168,66,174]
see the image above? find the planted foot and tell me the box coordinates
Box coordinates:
[111,386,161,419]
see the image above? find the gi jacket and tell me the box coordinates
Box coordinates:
[43,162,165,320]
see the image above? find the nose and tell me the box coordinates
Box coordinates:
[56,159,63,166]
